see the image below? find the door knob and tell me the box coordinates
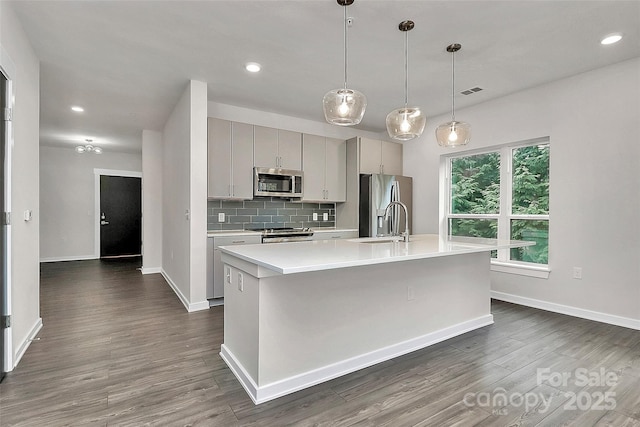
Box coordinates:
[101,220,109,225]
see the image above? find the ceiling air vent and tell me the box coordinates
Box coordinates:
[461,87,483,96]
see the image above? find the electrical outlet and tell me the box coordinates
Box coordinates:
[238,272,244,292]
[323,212,329,221]
[572,267,582,279]
[407,286,415,301]
[225,266,231,284]
[313,212,318,221]
[218,212,225,222]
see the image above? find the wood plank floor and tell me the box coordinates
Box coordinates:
[1,258,639,426]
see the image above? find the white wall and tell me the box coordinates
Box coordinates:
[1,2,41,369]
[162,80,208,311]
[208,102,389,142]
[141,130,162,273]
[189,81,208,306]
[404,58,640,325]
[39,146,141,261]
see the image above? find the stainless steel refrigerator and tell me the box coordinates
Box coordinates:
[359,174,413,238]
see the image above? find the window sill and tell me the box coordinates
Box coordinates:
[490,261,550,279]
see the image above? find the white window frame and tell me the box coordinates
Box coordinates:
[440,137,550,278]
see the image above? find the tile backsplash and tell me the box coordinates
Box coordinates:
[207,198,336,231]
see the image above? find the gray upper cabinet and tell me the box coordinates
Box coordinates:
[359,137,403,176]
[302,134,346,202]
[254,126,302,170]
[207,118,254,199]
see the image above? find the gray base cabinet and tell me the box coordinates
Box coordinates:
[208,234,261,299]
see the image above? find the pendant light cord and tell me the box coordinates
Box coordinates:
[451,48,456,121]
[404,29,409,107]
[343,4,348,89]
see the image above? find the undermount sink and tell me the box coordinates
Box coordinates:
[349,236,405,244]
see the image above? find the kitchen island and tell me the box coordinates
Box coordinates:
[219,234,533,404]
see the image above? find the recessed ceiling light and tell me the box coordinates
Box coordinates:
[601,33,622,45]
[245,62,261,73]
[71,106,84,112]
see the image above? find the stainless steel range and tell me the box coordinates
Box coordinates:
[258,227,314,243]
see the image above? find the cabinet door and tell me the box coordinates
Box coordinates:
[278,130,302,170]
[208,118,232,198]
[302,134,326,201]
[359,137,382,174]
[212,234,261,298]
[254,125,278,168]
[324,137,346,202]
[312,230,358,240]
[231,122,254,199]
[381,141,403,175]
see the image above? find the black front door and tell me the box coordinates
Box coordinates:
[100,175,142,258]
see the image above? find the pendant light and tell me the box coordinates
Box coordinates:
[322,0,367,126]
[386,20,426,141]
[436,43,471,147]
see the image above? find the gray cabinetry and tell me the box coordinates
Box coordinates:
[208,233,261,299]
[311,229,357,241]
[359,137,403,175]
[207,118,254,199]
[302,134,346,202]
[254,126,302,170]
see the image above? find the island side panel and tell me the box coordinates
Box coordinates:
[257,252,491,387]
[222,263,260,383]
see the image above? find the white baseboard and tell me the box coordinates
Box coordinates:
[221,314,494,405]
[40,255,98,263]
[160,270,210,312]
[491,291,640,331]
[13,317,43,370]
[141,266,161,274]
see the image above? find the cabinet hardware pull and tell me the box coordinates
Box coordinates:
[232,240,245,244]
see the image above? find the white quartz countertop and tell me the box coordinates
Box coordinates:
[207,228,357,237]
[207,230,262,237]
[219,234,534,275]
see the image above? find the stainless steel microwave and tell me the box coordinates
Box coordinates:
[254,167,303,198]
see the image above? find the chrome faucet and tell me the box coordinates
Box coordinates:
[383,201,410,242]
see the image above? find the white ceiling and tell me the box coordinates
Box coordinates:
[9,0,640,154]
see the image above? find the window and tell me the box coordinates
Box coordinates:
[442,138,549,270]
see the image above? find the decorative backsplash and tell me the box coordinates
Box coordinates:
[207,198,336,231]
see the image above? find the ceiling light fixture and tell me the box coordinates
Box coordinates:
[322,0,366,126]
[75,139,102,154]
[245,62,261,73]
[71,106,84,112]
[600,33,622,45]
[386,20,425,141]
[436,43,471,147]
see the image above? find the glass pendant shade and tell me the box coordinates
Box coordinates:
[386,107,426,141]
[436,120,471,147]
[323,88,367,126]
